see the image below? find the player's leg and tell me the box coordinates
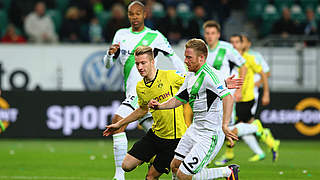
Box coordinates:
[235,100,265,161]
[146,137,180,180]
[111,113,129,180]
[171,127,196,179]
[121,154,143,172]
[178,130,238,180]
[124,129,158,172]
[111,95,145,180]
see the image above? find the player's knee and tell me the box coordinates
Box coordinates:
[121,162,134,172]
[176,170,192,180]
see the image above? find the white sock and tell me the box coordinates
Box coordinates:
[235,123,258,137]
[192,167,231,180]
[140,117,153,132]
[242,134,264,155]
[113,132,127,179]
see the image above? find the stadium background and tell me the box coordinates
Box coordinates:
[0,0,319,179]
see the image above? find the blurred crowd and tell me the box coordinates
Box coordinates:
[0,0,319,45]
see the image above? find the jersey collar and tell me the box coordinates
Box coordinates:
[209,41,220,53]
[195,63,207,76]
[144,69,159,88]
[130,26,147,34]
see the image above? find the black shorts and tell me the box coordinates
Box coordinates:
[236,100,255,123]
[128,129,180,174]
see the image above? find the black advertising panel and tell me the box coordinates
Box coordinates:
[0,91,319,139]
[0,91,145,138]
[258,92,320,139]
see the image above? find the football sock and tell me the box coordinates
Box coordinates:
[192,167,231,180]
[235,123,258,137]
[242,134,264,155]
[113,132,127,179]
[225,142,235,159]
[261,128,276,149]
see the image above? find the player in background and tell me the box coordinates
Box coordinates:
[149,39,240,180]
[215,34,279,165]
[242,34,271,119]
[202,20,247,105]
[103,1,187,180]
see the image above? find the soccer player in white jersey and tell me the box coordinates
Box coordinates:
[149,39,240,180]
[202,20,247,104]
[103,1,186,180]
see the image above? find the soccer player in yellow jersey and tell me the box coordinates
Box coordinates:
[103,46,188,179]
[215,34,280,165]
[104,45,242,179]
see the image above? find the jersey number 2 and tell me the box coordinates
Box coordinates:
[187,157,199,168]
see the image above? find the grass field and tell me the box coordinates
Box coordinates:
[0,139,319,180]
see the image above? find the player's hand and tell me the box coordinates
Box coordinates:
[226,75,243,89]
[262,93,270,106]
[148,99,160,110]
[108,43,120,55]
[222,125,238,147]
[103,123,121,136]
[234,89,242,102]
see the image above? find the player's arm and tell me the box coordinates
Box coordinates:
[103,31,121,68]
[258,70,270,106]
[222,94,238,146]
[103,106,148,136]
[149,97,184,110]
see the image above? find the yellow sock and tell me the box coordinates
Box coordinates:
[262,128,275,149]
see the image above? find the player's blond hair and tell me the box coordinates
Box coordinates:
[203,20,221,33]
[134,46,154,61]
[185,38,208,59]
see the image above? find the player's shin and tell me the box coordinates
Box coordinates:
[113,132,127,180]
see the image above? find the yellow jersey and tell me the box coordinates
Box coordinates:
[240,51,263,102]
[136,69,187,139]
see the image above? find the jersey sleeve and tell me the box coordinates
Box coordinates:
[174,73,191,104]
[257,53,270,73]
[170,70,186,88]
[227,47,246,67]
[207,70,231,99]
[247,56,262,74]
[103,30,122,68]
[154,31,187,74]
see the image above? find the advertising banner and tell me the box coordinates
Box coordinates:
[0,91,145,138]
[259,92,320,139]
[0,91,319,139]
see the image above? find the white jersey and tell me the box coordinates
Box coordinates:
[206,40,245,76]
[103,27,186,97]
[248,49,270,83]
[175,63,230,132]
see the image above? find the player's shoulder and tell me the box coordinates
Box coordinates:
[218,40,234,49]
[136,79,145,91]
[115,27,131,36]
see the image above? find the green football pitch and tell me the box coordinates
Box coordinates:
[0,139,319,180]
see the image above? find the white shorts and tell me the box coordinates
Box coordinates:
[115,95,153,128]
[251,87,260,115]
[174,126,225,175]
